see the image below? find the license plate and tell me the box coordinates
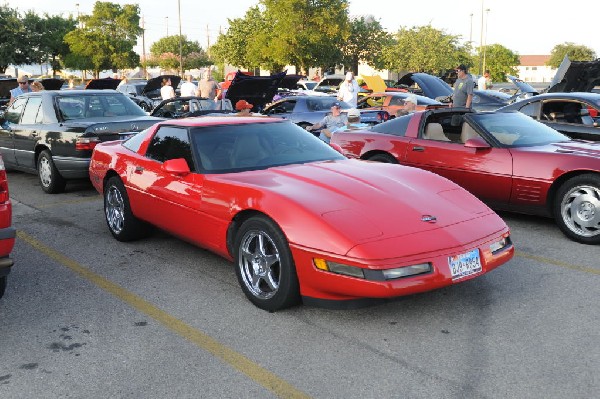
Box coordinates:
[448,248,482,280]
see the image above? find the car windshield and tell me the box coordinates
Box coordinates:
[471,112,571,147]
[56,94,146,120]
[191,121,345,173]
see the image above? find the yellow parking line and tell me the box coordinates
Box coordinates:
[17,230,311,399]
[515,250,600,275]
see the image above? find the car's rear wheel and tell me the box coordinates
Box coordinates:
[104,176,151,241]
[554,174,600,244]
[37,150,66,194]
[0,276,6,298]
[233,216,300,311]
[367,153,398,163]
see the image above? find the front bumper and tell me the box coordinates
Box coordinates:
[291,230,513,308]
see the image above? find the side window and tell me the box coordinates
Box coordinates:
[20,97,43,124]
[388,96,405,106]
[146,126,195,170]
[519,101,540,119]
[4,97,27,124]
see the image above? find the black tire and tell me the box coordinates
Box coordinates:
[0,276,6,299]
[104,176,151,241]
[233,216,300,311]
[553,173,600,245]
[37,150,66,194]
[367,153,398,164]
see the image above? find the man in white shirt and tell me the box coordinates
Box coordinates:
[478,70,492,90]
[180,74,197,97]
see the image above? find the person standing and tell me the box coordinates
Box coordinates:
[160,77,176,100]
[451,64,474,108]
[31,81,45,92]
[305,102,348,144]
[8,75,32,106]
[180,74,197,97]
[337,72,360,107]
[197,70,220,100]
[478,70,493,90]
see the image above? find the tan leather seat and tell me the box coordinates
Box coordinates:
[423,123,450,141]
[460,122,479,143]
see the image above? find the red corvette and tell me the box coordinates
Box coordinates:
[331,109,600,244]
[89,117,513,310]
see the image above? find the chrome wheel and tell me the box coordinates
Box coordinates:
[238,230,281,300]
[105,184,125,235]
[38,156,52,188]
[560,184,600,238]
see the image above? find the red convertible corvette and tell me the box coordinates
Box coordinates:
[89,117,513,310]
[331,109,600,244]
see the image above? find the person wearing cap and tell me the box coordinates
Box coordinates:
[235,99,253,116]
[306,102,348,143]
[451,64,474,108]
[337,71,360,107]
[8,75,32,106]
[340,108,369,131]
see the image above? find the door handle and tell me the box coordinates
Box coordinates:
[134,166,144,174]
[412,146,425,152]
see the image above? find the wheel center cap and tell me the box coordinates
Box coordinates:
[252,257,266,276]
[578,202,595,221]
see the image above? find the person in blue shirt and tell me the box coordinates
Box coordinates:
[8,75,32,106]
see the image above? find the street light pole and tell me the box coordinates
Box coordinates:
[478,0,484,74]
[482,8,491,73]
[469,13,473,45]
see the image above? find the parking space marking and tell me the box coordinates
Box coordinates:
[35,197,101,209]
[515,251,600,275]
[17,230,312,399]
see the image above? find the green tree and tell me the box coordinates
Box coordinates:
[261,0,349,73]
[383,25,470,75]
[472,44,519,82]
[64,1,142,77]
[0,5,26,73]
[147,35,210,71]
[341,16,391,73]
[547,42,596,68]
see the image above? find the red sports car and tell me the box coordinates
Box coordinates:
[0,153,16,299]
[331,109,600,245]
[89,117,513,311]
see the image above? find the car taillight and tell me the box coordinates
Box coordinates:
[76,137,101,151]
[377,111,389,122]
[0,157,8,203]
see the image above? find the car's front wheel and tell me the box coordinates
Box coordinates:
[554,174,600,244]
[233,216,300,311]
[37,150,66,194]
[0,276,6,298]
[104,176,151,241]
[367,153,398,164]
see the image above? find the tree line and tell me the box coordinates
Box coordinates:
[0,1,596,81]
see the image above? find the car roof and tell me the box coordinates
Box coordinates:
[157,115,286,128]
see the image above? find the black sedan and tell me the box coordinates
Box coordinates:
[497,92,600,141]
[0,90,162,193]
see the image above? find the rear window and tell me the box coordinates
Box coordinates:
[56,93,146,120]
[370,115,412,136]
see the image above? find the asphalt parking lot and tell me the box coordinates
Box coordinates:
[1,171,598,399]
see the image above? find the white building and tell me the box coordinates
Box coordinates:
[516,55,556,83]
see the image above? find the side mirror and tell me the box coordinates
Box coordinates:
[162,158,191,176]
[464,137,491,149]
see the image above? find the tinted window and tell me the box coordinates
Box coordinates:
[305,97,350,111]
[370,115,412,136]
[56,94,146,120]
[4,97,26,124]
[191,121,344,173]
[20,96,43,124]
[519,102,540,119]
[146,126,195,170]
[122,127,151,153]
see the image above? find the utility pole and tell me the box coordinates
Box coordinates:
[479,0,484,74]
[178,0,183,77]
[206,24,210,57]
[166,16,169,36]
[141,16,147,79]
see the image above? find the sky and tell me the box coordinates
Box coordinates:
[5,0,599,59]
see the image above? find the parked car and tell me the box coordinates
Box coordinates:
[331,108,600,244]
[497,92,600,141]
[151,96,234,118]
[395,72,512,112]
[225,71,287,112]
[262,95,389,130]
[117,75,181,111]
[0,153,15,299]
[89,116,513,311]
[357,92,446,116]
[0,90,163,193]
